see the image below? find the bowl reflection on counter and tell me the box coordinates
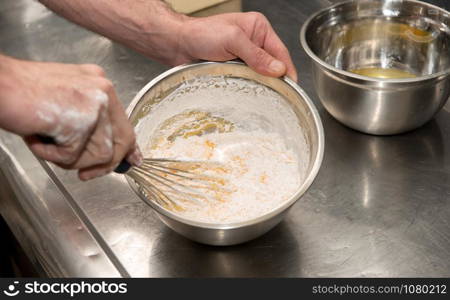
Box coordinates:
[300,0,450,135]
[147,222,300,277]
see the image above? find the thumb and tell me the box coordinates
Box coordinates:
[227,30,286,77]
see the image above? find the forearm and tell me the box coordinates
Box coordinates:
[0,54,12,119]
[0,54,40,136]
[0,53,13,87]
[0,53,17,83]
[0,54,20,120]
[39,0,297,80]
[39,0,189,65]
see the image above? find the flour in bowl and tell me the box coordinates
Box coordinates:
[136,76,309,224]
[146,120,303,224]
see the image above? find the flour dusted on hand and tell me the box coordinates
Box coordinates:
[136,76,309,224]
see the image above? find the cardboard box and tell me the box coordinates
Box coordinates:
[166,0,241,16]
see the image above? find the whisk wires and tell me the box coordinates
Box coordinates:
[126,158,231,211]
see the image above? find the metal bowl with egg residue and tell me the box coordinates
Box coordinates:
[300,0,450,135]
[125,61,324,246]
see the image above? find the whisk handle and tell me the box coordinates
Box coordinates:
[114,159,132,174]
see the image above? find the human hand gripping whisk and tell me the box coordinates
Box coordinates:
[114,158,231,211]
[36,134,229,210]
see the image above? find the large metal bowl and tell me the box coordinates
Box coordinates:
[300,0,450,135]
[125,61,324,246]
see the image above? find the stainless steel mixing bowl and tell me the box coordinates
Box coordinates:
[300,0,450,135]
[125,61,324,246]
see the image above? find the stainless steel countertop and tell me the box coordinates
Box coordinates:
[1,0,449,277]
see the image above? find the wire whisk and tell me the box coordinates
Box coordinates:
[115,158,230,211]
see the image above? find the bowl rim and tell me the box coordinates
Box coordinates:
[299,0,450,83]
[125,61,325,230]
